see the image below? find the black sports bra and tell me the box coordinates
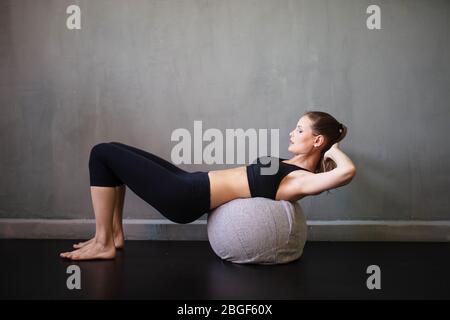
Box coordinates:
[246,156,311,200]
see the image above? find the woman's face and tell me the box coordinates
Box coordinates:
[288,116,322,154]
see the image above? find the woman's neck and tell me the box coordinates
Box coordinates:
[287,152,321,172]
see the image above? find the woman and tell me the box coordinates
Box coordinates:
[60,111,356,260]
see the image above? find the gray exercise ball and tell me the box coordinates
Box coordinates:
[206,197,308,265]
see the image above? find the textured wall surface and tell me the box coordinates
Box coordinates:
[1,0,449,221]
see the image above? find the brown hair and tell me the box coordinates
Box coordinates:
[303,111,347,173]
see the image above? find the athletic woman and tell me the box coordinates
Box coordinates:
[60,111,356,260]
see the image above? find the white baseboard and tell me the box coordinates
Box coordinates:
[0,219,449,241]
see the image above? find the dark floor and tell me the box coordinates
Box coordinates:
[0,240,449,300]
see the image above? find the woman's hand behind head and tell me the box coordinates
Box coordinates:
[324,142,340,159]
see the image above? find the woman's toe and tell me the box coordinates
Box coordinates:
[71,253,82,260]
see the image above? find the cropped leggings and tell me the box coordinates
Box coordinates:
[88,142,211,224]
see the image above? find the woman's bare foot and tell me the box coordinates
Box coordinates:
[73,229,125,249]
[61,239,116,261]
[73,237,95,249]
[113,230,125,249]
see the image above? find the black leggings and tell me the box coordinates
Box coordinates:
[88,141,211,224]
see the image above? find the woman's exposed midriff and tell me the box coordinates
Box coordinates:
[207,166,251,210]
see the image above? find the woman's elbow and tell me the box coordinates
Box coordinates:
[343,166,357,183]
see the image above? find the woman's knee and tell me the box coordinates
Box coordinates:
[108,141,123,146]
[89,142,111,160]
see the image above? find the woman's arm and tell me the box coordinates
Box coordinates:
[294,144,356,196]
[324,143,356,173]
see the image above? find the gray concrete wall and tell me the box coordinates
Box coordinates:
[1,0,449,225]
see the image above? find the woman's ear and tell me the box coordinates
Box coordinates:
[314,135,326,148]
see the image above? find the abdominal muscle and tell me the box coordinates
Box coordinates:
[207,166,251,210]
[207,165,306,210]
